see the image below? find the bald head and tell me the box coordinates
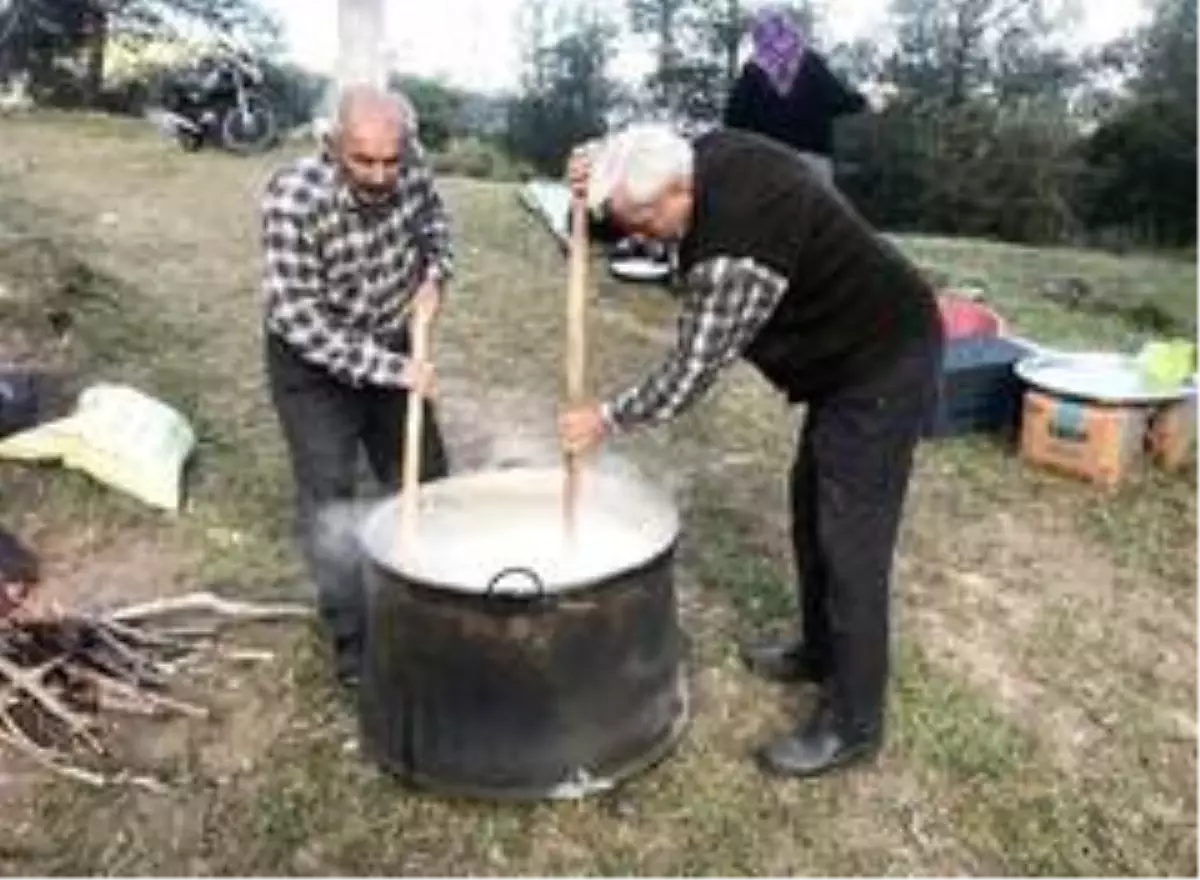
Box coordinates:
[331,85,417,205]
[336,85,414,138]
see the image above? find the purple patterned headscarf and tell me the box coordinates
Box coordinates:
[750,6,806,95]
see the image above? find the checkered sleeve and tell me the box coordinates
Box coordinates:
[601,257,787,431]
[261,178,409,388]
[405,142,454,288]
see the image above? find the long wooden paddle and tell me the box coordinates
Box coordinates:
[563,196,589,536]
[400,307,432,547]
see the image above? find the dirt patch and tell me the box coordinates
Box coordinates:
[905,577,1108,771]
[117,627,313,781]
[901,480,1196,775]
[0,231,108,354]
[25,528,197,612]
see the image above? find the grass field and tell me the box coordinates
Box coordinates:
[0,111,1195,876]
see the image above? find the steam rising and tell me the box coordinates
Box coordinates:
[310,385,686,597]
[314,0,691,590]
[358,464,679,594]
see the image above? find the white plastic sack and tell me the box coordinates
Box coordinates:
[0,382,196,512]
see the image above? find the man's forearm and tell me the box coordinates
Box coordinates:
[419,213,454,286]
[601,348,725,433]
[600,256,789,433]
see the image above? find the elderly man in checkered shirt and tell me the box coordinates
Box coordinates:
[260,86,452,687]
[561,124,943,780]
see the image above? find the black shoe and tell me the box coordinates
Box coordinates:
[328,633,363,693]
[739,636,829,685]
[754,706,882,779]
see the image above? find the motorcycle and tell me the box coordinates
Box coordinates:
[148,36,278,155]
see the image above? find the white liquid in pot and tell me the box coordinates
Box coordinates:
[358,467,679,595]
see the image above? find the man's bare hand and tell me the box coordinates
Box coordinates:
[412,279,442,324]
[566,142,595,201]
[401,358,436,397]
[559,401,607,455]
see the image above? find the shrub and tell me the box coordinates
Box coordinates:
[431,137,533,181]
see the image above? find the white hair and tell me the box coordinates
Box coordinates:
[312,83,419,147]
[586,123,694,213]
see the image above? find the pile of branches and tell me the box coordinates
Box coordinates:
[0,583,312,793]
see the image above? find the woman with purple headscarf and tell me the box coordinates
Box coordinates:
[724,6,866,183]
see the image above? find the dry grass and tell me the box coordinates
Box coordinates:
[0,111,1195,876]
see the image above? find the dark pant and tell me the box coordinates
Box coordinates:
[264,331,449,676]
[791,337,941,732]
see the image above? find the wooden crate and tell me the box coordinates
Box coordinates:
[1019,391,1150,488]
[1148,396,1198,472]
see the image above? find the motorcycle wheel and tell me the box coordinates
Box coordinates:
[220,95,278,155]
[177,128,204,152]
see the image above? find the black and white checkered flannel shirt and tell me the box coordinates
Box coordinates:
[260,143,453,387]
[601,257,788,430]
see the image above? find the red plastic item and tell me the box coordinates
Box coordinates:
[937,293,1006,339]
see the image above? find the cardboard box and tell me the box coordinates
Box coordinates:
[1019,391,1150,488]
[1148,396,1197,471]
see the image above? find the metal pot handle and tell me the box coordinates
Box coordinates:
[485,567,547,599]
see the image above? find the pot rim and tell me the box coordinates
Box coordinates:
[364,543,677,605]
[356,465,680,597]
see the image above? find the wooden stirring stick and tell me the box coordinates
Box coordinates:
[401,307,432,547]
[563,196,589,536]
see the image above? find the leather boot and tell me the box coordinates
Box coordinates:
[739,635,829,684]
[332,632,363,690]
[755,702,882,779]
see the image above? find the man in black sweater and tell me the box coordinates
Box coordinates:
[560,124,942,779]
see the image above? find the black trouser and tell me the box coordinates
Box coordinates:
[264,331,449,676]
[791,336,942,733]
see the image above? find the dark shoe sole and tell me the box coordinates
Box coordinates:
[753,738,882,780]
[738,646,827,686]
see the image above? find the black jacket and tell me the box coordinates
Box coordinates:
[724,52,866,158]
[679,130,938,401]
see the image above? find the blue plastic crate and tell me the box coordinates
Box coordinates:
[922,336,1034,439]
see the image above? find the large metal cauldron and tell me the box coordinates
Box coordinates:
[355,465,689,800]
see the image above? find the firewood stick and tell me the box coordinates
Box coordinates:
[107,592,313,624]
[79,647,169,693]
[401,308,432,547]
[96,693,161,718]
[79,668,208,719]
[0,712,167,794]
[89,622,162,686]
[563,196,589,536]
[151,625,219,641]
[0,653,101,751]
[0,725,107,788]
[221,648,275,663]
[102,619,205,653]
